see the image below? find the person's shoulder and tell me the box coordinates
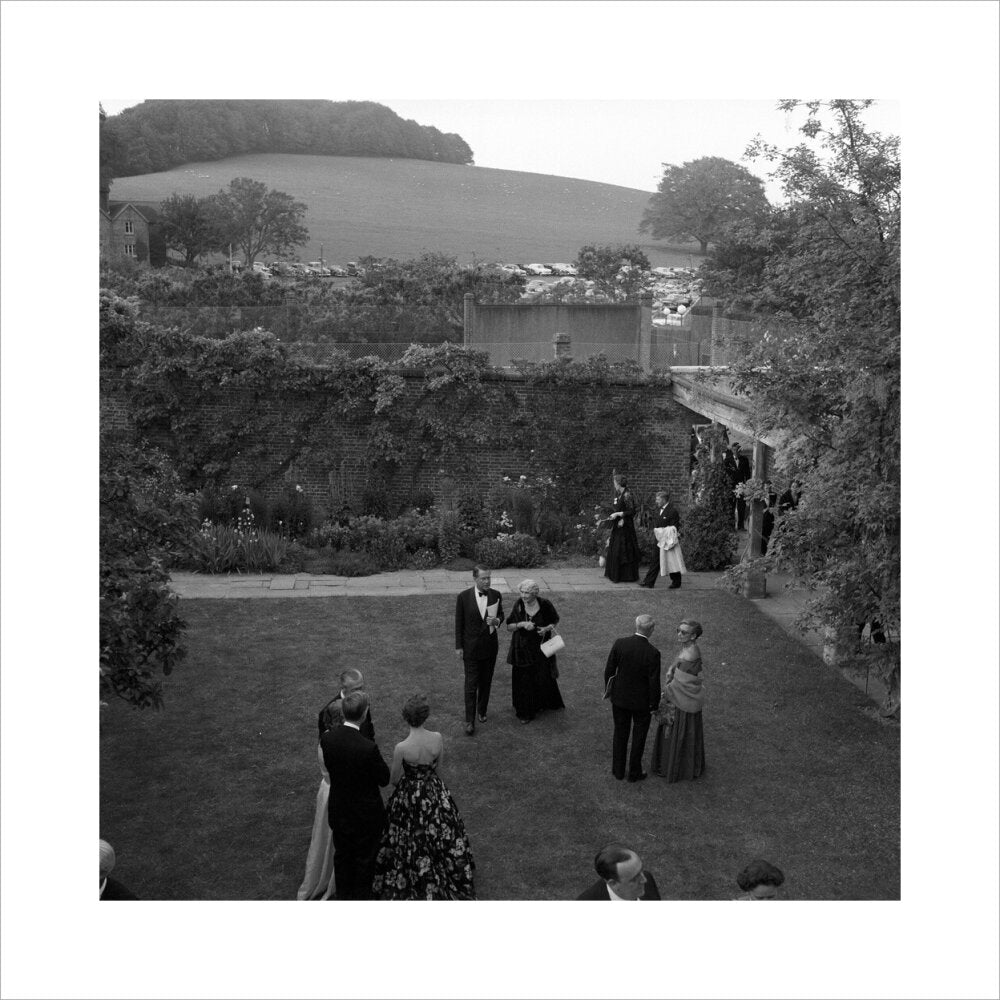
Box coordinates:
[576,880,607,900]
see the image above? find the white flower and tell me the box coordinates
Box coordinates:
[231,484,239,491]
[503,476,511,482]
[295,484,303,493]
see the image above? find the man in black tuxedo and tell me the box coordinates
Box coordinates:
[724,442,752,530]
[604,614,661,781]
[454,565,504,735]
[639,490,680,588]
[317,667,374,741]
[321,690,390,900]
[576,844,661,900]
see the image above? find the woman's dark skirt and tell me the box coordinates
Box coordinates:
[651,705,705,782]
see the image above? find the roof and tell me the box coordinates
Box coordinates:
[107,201,161,222]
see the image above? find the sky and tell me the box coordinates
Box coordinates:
[99,97,901,200]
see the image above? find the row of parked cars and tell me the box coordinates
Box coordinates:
[234,260,358,278]
[496,262,578,277]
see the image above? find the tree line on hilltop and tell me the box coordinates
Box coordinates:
[99,99,474,191]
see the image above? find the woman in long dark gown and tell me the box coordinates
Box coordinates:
[371,695,476,900]
[604,473,639,583]
[651,618,706,782]
[504,579,564,724]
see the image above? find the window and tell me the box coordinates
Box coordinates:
[124,243,136,257]
[124,220,134,234]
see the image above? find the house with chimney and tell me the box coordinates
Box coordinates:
[99,195,164,265]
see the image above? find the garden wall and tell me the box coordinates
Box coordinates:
[104,369,703,521]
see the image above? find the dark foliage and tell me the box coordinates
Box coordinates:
[101,100,474,182]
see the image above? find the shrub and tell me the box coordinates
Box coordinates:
[684,436,737,571]
[405,488,436,514]
[368,532,409,571]
[361,473,392,518]
[457,487,489,537]
[327,549,372,577]
[439,510,462,564]
[278,540,307,573]
[409,547,439,569]
[537,510,564,547]
[185,524,289,573]
[268,484,314,538]
[307,520,352,551]
[474,532,543,568]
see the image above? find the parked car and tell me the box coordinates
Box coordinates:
[251,262,271,277]
[499,263,526,276]
[522,263,552,275]
[327,265,348,277]
[346,261,360,276]
[307,262,333,276]
[545,263,577,276]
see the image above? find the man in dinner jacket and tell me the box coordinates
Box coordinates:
[576,844,662,900]
[321,690,390,900]
[639,490,681,588]
[604,614,661,781]
[454,564,505,736]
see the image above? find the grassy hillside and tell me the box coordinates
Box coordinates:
[108,153,703,269]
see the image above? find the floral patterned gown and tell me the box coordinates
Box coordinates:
[371,762,476,900]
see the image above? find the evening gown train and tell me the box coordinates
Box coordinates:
[296,744,336,900]
[372,762,476,900]
[604,488,639,582]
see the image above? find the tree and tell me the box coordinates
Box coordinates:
[159,193,219,266]
[99,103,119,207]
[704,100,900,708]
[640,156,769,254]
[208,177,308,266]
[683,424,737,570]
[574,243,651,300]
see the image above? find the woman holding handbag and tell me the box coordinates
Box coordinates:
[505,579,565,724]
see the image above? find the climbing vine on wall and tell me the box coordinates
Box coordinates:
[101,291,674,512]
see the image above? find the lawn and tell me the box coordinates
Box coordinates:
[99,588,900,900]
[108,152,704,270]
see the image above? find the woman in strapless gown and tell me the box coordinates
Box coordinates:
[651,618,706,782]
[372,694,476,900]
[296,699,340,900]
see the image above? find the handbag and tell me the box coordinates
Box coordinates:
[540,634,565,658]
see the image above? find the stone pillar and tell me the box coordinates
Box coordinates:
[463,292,475,347]
[638,292,653,371]
[553,331,571,360]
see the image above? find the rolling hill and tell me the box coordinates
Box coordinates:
[108,153,703,269]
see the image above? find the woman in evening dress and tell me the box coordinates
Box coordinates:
[651,618,706,782]
[604,473,639,583]
[372,695,476,900]
[505,578,565,724]
[296,699,339,900]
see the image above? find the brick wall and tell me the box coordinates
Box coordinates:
[105,370,703,519]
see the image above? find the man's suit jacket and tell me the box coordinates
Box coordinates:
[455,587,505,660]
[576,871,661,900]
[725,452,752,485]
[651,503,680,530]
[605,634,661,713]
[321,724,390,835]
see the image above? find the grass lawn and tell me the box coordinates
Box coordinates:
[109,152,703,270]
[99,588,899,900]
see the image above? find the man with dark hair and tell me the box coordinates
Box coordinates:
[321,690,390,900]
[454,565,504,735]
[317,667,374,741]
[576,844,661,900]
[604,615,661,781]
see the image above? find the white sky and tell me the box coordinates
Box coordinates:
[3,3,999,1000]
[100,97,901,199]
